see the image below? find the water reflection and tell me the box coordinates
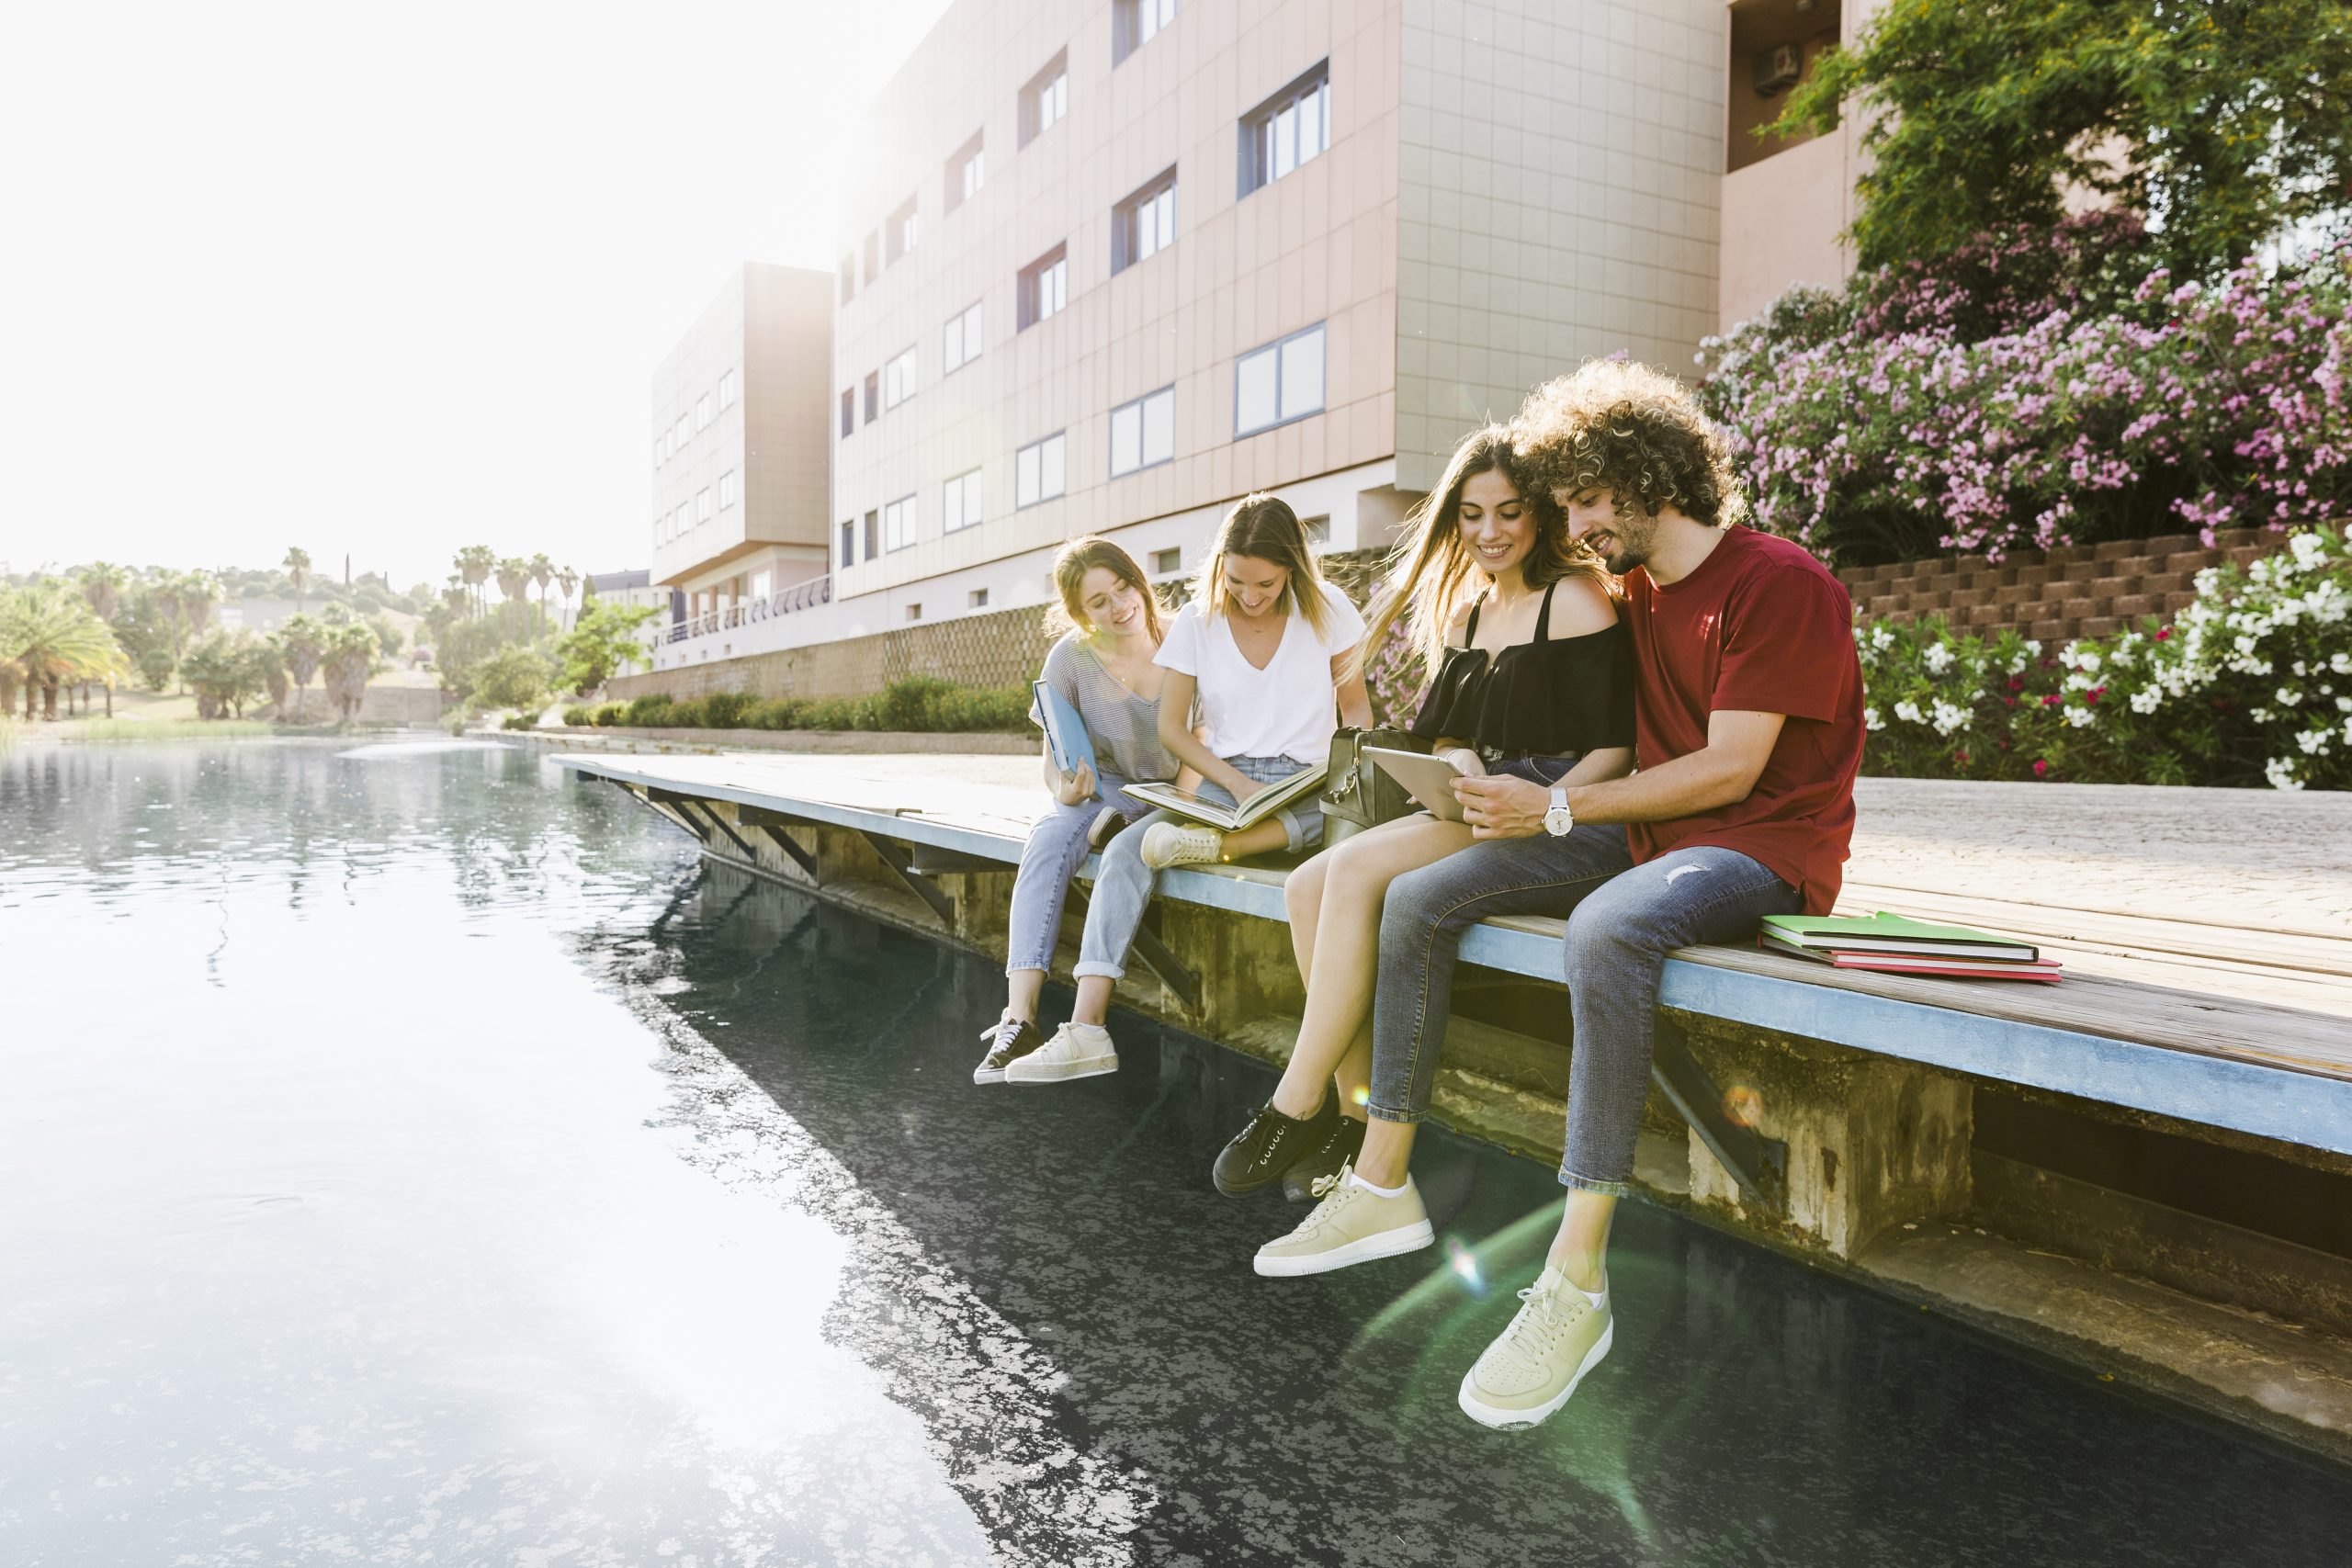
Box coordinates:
[5,740,2350,1568]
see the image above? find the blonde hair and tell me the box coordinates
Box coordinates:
[1046,536,1168,644]
[1355,426,1617,680]
[1194,493,1335,639]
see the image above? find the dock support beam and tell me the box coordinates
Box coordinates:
[1651,1013,1786,1211]
[858,830,957,927]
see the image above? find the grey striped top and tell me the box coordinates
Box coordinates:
[1035,633,1176,788]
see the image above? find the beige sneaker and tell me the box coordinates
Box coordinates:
[1252,1164,1434,1277]
[1002,1021,1118,1083]
[1457,1266,1613,1429]
[1140,821,1224,869]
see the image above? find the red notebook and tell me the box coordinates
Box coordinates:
[1761,934,2064,981]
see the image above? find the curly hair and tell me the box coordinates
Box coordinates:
[1508,358,1744,528]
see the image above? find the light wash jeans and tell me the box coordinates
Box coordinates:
[1003,776,1151,976]
[1366,823,1798,1194]
[1073,754,1321,982]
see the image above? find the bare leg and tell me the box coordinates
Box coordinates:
[1545,1190,1617,1292]
[1004,968,1046,1024]
[1353,1116,1419,1188]
[1285,852,1329,987]
[1069,973,1116,1028]
[1217,818,1290,860]
[1268,817,1473,1118]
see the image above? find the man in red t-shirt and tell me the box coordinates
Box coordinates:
[1247,360,1862,1433]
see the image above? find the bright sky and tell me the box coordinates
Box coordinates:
[0,0,953,591]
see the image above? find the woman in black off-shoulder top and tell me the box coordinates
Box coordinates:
[1207,425,1637,1198]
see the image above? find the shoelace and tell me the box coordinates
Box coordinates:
[1502,1282,1584,1361]
[978,1019,1025,1055]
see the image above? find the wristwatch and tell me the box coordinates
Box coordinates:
[1544,786,1575,837]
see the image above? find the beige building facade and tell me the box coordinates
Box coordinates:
[649,263,834,649]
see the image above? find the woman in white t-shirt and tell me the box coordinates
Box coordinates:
[1003,494,1371,1084]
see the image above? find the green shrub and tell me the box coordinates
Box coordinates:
[1859,524,2349,789]
[561,703,595,727]
[591,702,625,727]
[622,693,675,727]
[752,697,808,729]
[699,690,759,728]
[502,711,537,731]
[584,680,1037,735]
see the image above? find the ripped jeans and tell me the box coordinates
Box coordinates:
[1365,824,1798,1194]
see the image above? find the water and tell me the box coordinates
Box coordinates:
[4,739,2348,1567]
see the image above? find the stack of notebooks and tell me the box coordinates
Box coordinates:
[1758,912,2062,982]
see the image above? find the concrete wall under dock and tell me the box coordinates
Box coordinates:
[581,761,2352,1463]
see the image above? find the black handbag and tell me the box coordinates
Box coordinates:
[1320,726,1430,844]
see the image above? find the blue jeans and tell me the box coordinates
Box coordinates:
[1366,824,1799,1194]
[1074,754,1320,982]
[1003,777,1150,976]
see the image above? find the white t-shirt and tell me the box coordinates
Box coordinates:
[1155,579,1364,767]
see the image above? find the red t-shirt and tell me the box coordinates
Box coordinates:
[1623,525,1862,915]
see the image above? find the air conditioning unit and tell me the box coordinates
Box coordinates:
[1754,42,1803,97]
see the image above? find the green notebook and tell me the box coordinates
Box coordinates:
[1758,912,2039,963]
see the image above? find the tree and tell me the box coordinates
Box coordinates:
[455,546,496,618]
[1773,0,2352,277]
[279,613,326,722]
[322,622,379,724]
[78,562,127,625]
[260,634,291,716]
[283,547,312,615]
[469,644,555,715]
[556,565,580,629]
[529,552,555,635]
[554,600,661,694]
[0,582,128,720]
[182,629,273,718]
[494,557,532,640]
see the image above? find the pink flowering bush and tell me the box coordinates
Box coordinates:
[1859,524,2350,789]
[1700,217,2352,566]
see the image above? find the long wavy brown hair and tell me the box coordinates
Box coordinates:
[1046,536,1168,644]
[1354,425,1616,681]
[1194,493,1337,639]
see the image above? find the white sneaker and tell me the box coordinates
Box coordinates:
[1140,822,1224,869]
[1002,1021,1119,1083]
[1457,1266,1613,1429]
[1252,1163,1434,1277]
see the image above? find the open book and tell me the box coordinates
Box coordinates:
[1122,764,1329,833]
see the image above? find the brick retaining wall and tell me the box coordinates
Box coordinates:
[1836,525,2299,645]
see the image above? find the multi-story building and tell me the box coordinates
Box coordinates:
[583,569,675,680]
[640,0,1871,683]
[647,263,834,668]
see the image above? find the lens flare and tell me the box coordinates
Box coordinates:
[1350,1085,1370,1108]
[1443,1237,1485,1296]
[1722,1084,1763,1129]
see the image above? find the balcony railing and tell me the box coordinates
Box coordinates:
[663,574,832,644]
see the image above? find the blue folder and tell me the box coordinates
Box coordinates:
[1032,680,1102,798]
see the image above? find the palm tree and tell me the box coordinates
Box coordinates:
[495,557,531,639]
[322,622,379,724]
[279,613,325,723]
[456,546,496,618]
[283,547,312,615]
[0,582,127,721]
[529,553,555,636]
[556,565,580,630]
[182,572,220,641]
[78,562,127,625]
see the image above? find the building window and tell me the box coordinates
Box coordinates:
[882,493,918,552]
[864,370,879,422]
[1114,0,1176,65]
[1113,168,1178,273]
[943,468,985,532]
[1110,386,1175,477]
[886,194,920,265]
[945,131,986,212]
[1152,547,1182,575]
[751,569,772,600]
[673,414,690,449]
[863,510,878,558]
[841,387,855,437]
[969,587,990,609]
[906,604,923,623]
[651,439,662,469]
[1018,244,1069,330]
[696,393,714,430]
[718,469,738,510]
[1020,51,1069,146]
[696,488,715,523]
[1015,432,1068,507]
[863,229,880,285]
[883,344,918,410]
[1235,321,1326,436]
[1239,61,1330,197]
[944,300,984,373]
[718,370,737,411]
[1302,514,1330,545]
[840,518,857,567]
[839,253,856,304]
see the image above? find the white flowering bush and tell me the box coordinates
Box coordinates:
[1858,524,2349,789]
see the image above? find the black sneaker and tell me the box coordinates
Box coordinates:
[1283,1114,1367,1201]
[1213,1089,1339,1196]
[973,1017,1043,1085]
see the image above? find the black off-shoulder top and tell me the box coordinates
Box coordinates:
[1409,581,1637,759]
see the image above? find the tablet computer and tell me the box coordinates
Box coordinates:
[1363,746,1470,822]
